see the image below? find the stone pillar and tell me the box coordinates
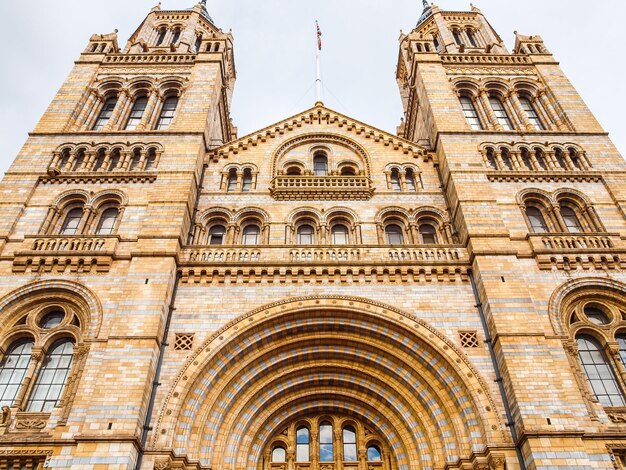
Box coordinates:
[136,91,160,131]
[549,205,566,232]
[478,90,502,131]
[103,90,130,131]
[538,91,567,131]
[227,224,238,245]
[376,224,384,244]
[409,223,419,244]
[84,94,104,131]
[71,90,99,131]
[310,432,319,469]
[320,224,329,244]
[40,207,59,234]
[503,94,523,130]
[13,348,44,409]
[77,207,95,234]
[334,429,343,470]
[508,92,535,131]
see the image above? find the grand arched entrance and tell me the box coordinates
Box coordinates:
[151,296,509,470]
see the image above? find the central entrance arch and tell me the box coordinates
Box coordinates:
[152,296,506,470]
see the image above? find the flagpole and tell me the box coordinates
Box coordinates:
[315,21,323,105]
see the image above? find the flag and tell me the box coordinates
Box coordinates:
[316,21,322,51]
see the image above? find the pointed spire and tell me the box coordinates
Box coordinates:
[416,0,433,27]
[422,0,429,8]
[194,0,214,23]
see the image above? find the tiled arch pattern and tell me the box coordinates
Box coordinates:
[154,297,505,470]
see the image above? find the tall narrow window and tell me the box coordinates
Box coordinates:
[433,36,441,52]
[343,426,357,461]
[242,169,253,192]
[452,30,462,45]
[296,427,310,462]
[129,149,142,171]
[271,447,286,463]
[519,97,544,130]
[171,28,181,44]
[390,169,401,191]
[489,97,514,130]
[526,207,549,233]
[535,148,547,170]
[195,35,203,52]
[156,96,178,130]
[319,422,334,462]
[485,148,497,169]
[385,224,404,245]
[314,153,328,176]
[108,149,121,171]
[93,96,117,131]
[227,170,238,192]
[419,224,438,244]
[617,335,626,370]
[577,335,625,407]
[460,96,482,130]
[93,150,106,171]
[466,30,478,47]
[242,225,260,245]
[27,339,74,412]
[521,148,533,170]
[331,224,349,245]
[0,340,33,407]
[72,150,85,171]
[145,149,157,170]
[208,225,226,245]
[155,28,167,46]
[569,148,582,169]
[405,169,417,192]
[561,206,583,233]
[125,96,148,130]
[60,208,83,235]
[96,208,119,235]
[554,149,568,169]
[501,148,513,170]
[297,225,315,245]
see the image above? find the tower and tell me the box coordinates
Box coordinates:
[0,2,626,470]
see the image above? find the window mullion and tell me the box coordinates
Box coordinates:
[13,348,44,410]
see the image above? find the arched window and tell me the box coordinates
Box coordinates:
[569,148,582,169]
[93,96,118,131]
[466,29,478,47]
[60,208,84,235]
[340,166,356,176]
[617,334,626,369]
[93,149,106,171]
[319,422,334,462]
[242,169,253,192]
[343,426,357,461]
[561,206,583,233]
[0,340,33,407]
[195,34,203,52]
[535,148,547,170]
[452,30,462,46]
[385,224,404,245]
[314,153,328,176]
[145,149,157,170]
[227,169,238,192]
[526,207,549,233]
[521,148,533,170]
[271,447,286,463]
[555,149,568,169]
[286,165,302,176]
[155,28,167,46]
[576,335,625,407]
[405,169,417,192]
[72,150,85,171]
[489,96,514,130]
[501,148,513,170]
[171,28,181,44]
[208,225,226,245]
[96,208,119,235]
[433,35,441,52]
[519,97,544,130]
[40,310,64,329]
[419,224,438,244]
[390,169,401,191]
[331,224,349,245]
[367,446,382,462]
[26,339,74,412]
[156,96,178,130]
[485,148,497,169]
[59,149,71,170]
[242,225,260,245]
[296,426,310,462]
[460,96,482,130]
[297,224,315,245]
[108,149,121,171]
[125,96,148,130]
[129,149,142,171]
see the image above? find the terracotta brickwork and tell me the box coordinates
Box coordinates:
[0,1,624,470]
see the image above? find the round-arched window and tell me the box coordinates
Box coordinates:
[39,310,65,329]
[242,225,261,245]
[367,446,382,461]
[331,224,349,245]
[272,447,286,463]
[385,224,404,245]
[208,225,226,245]
[297,224,315,245]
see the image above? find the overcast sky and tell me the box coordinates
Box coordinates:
[0,0,624,178]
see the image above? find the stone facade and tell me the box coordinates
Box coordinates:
[0,1,624,469]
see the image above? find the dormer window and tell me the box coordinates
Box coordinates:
[313,153,328,176]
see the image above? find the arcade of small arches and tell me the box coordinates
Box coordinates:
[454,78,570,133]
[517,188,605,235]
[480,143,590,172]
[68,77,185,133]
[49,142,162,174]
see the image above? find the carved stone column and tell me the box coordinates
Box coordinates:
[310,431,319,469]
[320,223,329,244]
[408,223,419,244]
[103,89,130,131]
[376,224,384,244]
[227,224,238,245]
[70,90,99,131]
[13,348,44,409]
[334,429,343,470]
[136,90,160,131]
[478,90,502,131]
[488,455,506,470]
[508,91,535,131]
[537,90,566,131]
[357,449,367,470]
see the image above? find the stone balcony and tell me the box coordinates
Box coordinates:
[270,176,374,200]
[12,235,119,274]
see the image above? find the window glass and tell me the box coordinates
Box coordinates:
[577,335,625,407]
[390,170,401,192]
[485,149,497,169]
[156,96,178,130]
[96,208,119,235]
[467,30,478,47]
[272,447,286,463]
[296,427,310,462]
[561,206,583,233]
[297,225,315,245]
[343,426,357,461]
[208,225,226,245]
[331,225,349,245]
[27,340,74,412]
[242,226,260,245]
[171,29,181,44]
[145,151,157,170]
[460,97,482,130]
[314,154,328,176]
[61,208,83,235]
[367,446,382,462]
[319,422,333,462]
[242,170,253,192]
[489,97,514,130]
[125,96,148,130]
[452,30,462,45]
[156,28,167,46]
[93,96,117,131]
[405,170,417,192]
[0,340,33,407]
[519,97,544,130]
[420,224,438,244]
[385,224,404,245]
[617,335,626,370]
[39,310,64,329]
[584,306,610,326]
[227,170,238,192]
[526,207,549,233]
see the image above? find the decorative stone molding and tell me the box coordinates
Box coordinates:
[13,412,50,432]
